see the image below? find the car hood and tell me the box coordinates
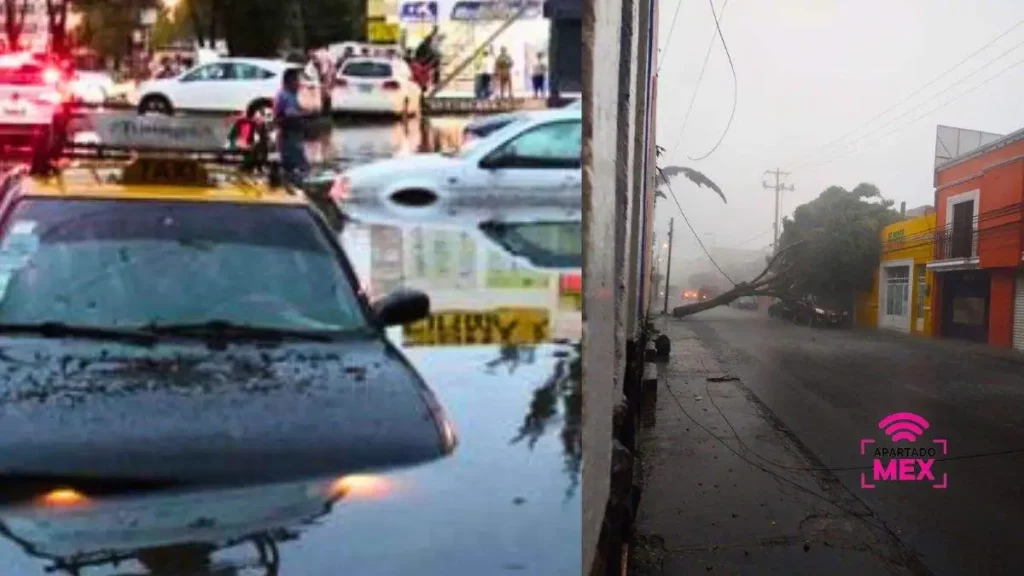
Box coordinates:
[0,343,581,575]
[0,336,451,484]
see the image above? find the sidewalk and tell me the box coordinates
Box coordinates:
[631,317,918,575]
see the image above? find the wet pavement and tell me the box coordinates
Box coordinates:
[636,306,1024,575]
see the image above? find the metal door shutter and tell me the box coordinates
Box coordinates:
[1013,273,1024,350]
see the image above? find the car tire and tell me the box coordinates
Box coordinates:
[247,99,274,122]
[138,95,173,116]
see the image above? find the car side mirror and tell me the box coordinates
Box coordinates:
[372,289,430,327]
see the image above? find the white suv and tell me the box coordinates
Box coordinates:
[0,53,70,163]
[136,58,321,118]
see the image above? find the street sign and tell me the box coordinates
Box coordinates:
[450,0,543,21]
[399,1,438,22]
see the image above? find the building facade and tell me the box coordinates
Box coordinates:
[856,212,937,335]
[929,127,1024,347]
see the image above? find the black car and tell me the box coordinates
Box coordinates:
[771,298,849,327]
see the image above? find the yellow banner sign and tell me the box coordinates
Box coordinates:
[367,18,401,44]
[403,308,550,347]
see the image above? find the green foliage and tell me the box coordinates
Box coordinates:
[775,183,899,309]
[74,0,160,63]
[298,0,365,48]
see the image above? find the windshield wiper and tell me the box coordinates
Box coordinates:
[142,320,338,343]
[0,322,158,346]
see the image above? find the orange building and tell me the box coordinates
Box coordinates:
[929,126,1024,347]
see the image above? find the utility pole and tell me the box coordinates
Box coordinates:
[663,218,674,314]
[763,169,794,248]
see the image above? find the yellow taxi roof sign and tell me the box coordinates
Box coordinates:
[69,112,236,152]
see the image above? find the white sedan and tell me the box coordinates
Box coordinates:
[135,58,321,118]
[329,107,581,222]
[331,57,421,117]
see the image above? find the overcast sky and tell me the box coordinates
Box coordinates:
[653,0,1024,280]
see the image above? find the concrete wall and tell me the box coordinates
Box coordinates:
[584,0,656,571]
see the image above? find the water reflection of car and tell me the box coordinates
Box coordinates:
[0,122,455,486]
[330,107,582,217]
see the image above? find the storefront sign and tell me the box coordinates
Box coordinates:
[450,0,543,21]
[367,17,402,43]
[399,1,438,22]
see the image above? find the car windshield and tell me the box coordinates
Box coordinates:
[0,199,369,332]
[342,61,392,78]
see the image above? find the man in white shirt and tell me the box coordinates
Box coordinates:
[531,52,548,99]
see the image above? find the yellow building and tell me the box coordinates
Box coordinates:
[855,211,936,336]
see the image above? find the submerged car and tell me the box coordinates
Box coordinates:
[329,107,582,221]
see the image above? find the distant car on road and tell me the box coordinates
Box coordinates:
[769,297,848,327]
[136,57,321,118]
[330,107,582,221]
[331,57,421,118]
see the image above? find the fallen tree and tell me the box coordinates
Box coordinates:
[670,183,898,319]
[671,244,796,318]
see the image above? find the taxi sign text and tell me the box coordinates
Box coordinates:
[403,308,549,346]
[74,113,231,151]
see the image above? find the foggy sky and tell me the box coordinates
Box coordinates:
[653,0,1024,285]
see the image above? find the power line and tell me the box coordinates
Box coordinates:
[791,17,1024,166]
[657,0,685,75]
[799,52,1024,170]
[668,0,730,155]
[687,0,736,161]
[658,167,736,285]
[734,228,774,247]
[797,36,1024,169]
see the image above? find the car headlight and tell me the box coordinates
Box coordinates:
[814,308,825,314]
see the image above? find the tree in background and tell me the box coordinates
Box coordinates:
[74,0,160,66]
[44,0,70,55]
[772,183,898,311]
[3,0,29,51]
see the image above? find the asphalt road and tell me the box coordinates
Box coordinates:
[678,306,1024,576]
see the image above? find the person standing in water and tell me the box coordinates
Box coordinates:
[273,68,310,183]
[495,46,514,100]
[531,52,547,99]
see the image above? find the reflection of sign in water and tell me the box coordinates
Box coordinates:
[559,273,582,311]
[400,1,438,22]
[403,308,549,346]
[367,17,402,43]
[486,249,549,289]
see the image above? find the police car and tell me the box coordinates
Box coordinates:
[0,112,455,486]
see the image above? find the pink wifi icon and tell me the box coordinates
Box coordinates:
[878,412,929,442]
